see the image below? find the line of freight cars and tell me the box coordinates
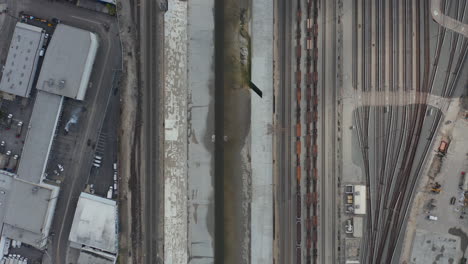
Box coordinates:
[294,0,320,263]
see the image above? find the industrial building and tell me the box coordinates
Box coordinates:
[353,185,366,215]
[16,91,63,184]
[17,23,98,183]
[69,192,118,263]
[0,170,58,249]
[0,23,100,255]
[36,24,98,100]
[98,0,116,4]
[0,22,45,98]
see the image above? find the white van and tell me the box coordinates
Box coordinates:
[427,215,438,221]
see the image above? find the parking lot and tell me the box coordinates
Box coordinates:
[44,98,84,183]
[408,112,468,262]
[86,70,120,198]
[417,118,468,233]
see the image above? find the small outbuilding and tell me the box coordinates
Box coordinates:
[353,185,366,215]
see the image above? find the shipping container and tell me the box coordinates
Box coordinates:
[438,140,448,154]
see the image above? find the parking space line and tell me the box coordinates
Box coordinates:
[71,16,101,25]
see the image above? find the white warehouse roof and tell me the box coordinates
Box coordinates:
[354,185,366,215]
[16,91,63,184]
[0,171,58,249]
[0,22,44,98]
[36,24,98,100]
[69,193,118,254]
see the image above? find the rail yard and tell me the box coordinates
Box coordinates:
[275,0,468,263]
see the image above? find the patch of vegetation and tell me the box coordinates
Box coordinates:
[239,8,251,88]
[107,3,117,16]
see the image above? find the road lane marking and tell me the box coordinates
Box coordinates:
[71,15,101,25]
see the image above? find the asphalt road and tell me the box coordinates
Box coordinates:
[138,0,164,263]
[2,1,125,263]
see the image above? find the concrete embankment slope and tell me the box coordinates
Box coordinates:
[164,1,188,263]
[251,0,274,262]
[187,0,216,263]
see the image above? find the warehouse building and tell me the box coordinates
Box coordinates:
[36,24,98,100]
[0,170,58,249]
[17,24,98,183]
[0,23,101,252]
[16,91,63,184]
[0,22,45,98]
[69,192,118,263]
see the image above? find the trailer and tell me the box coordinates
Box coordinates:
[0,154,8,170]
[107,186,113,199]
[15,122,23,138]
[438,140,449,155]
[6,156,18,172]
[6,114,12,129]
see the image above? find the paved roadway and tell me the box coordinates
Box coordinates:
[2,1,124,263]
[138,0,164,263]
[276,0,294,262]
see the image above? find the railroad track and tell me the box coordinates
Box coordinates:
[140,0,163,263]
[277,0,293,262]
[353,0,468,262]
[294,0,302,263]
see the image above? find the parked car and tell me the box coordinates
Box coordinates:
[450,197,456,205]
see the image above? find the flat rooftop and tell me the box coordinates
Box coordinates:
[0,22,44,98]
[69,193,118,254]
[16,91,63,183]
[354,185,366,215]
[0,171,58,248]
[77,251,114,264]
[36,24,98,100]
